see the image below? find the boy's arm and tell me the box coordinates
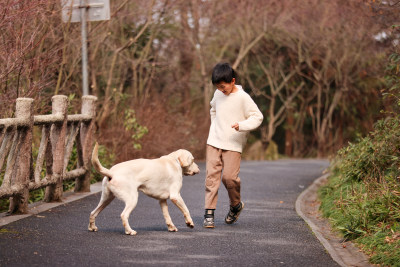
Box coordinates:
[210,97,216,122]
[237,96,263,132]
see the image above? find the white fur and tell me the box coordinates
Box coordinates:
[88,143,200,235]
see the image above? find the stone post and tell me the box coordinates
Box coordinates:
[8,98,34,214]
[44,95,68,202]
[75,95,97,192]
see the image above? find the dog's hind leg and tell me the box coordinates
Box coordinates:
[170,194,194,228]
[159,199,178,232]
[89,177,115,232]
[120,191,139,236]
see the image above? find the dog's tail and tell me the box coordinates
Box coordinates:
[92,142,113,179]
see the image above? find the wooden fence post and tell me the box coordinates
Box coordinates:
[75,95,97,192]
[44,95,68,202]
[8,98,34,214]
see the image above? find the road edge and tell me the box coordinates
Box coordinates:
[295,173,372,267]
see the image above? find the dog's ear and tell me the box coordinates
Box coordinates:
[177,150,192,168]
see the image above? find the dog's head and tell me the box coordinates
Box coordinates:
[174,149,200,176]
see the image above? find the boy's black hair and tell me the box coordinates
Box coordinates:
[211,63,236,85]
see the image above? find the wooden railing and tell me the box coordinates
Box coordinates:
[0,95,97,214]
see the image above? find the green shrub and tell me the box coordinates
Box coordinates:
[319,115,400,265]
[124,108,148,150]
[334,116,400,184]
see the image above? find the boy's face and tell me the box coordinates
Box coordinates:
[216,78,236,96]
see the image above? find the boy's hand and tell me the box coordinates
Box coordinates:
[231,123,239,131]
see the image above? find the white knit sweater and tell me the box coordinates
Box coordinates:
[206,85,263,153]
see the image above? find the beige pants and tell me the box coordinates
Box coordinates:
[205,145,241,209]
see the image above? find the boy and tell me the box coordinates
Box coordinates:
[204,62,263,228]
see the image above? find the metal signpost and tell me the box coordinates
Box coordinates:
[61,0,110,96]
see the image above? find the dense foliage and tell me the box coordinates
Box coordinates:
[319,116,400,265]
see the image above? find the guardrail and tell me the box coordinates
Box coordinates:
[0,95,97,214]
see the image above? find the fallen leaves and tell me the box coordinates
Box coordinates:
[384,233,400,244]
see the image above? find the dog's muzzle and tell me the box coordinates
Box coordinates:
[183,163,200,176]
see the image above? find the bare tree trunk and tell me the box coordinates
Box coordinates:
[285,108,294,157]
[316,88,343,158]
[179,4,194,113]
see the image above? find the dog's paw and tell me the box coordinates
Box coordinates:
[88,224,98,232]
[168,225,178,232]
[125,229,137,236]
[186,221,194,228]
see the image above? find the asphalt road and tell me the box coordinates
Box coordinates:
[0,159,338,267]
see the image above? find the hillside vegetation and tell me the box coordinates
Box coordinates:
[319,50,400,266]
[0,1,396,160]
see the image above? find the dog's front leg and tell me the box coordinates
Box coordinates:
[159,199,178,232]
[170,194,194,228]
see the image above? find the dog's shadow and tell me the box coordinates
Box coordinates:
[95,225,169,235]
[132,226,168,232]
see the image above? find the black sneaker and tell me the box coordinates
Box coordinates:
[203,209,215,228]
[203,217,215,228]
[225,201,244,224]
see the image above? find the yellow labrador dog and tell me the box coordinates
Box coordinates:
[88,143,200,235]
